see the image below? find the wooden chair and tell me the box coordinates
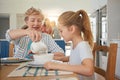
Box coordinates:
[9,43,14,57]
[93,43,118,80]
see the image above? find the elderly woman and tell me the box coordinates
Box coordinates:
[5,7,64,60]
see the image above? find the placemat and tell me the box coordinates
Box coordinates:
[8,63,73,77]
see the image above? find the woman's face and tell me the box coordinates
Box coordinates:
[25,15,43,31]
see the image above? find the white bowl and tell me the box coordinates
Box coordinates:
[33,54,54,64]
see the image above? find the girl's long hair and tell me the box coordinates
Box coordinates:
[58,10,94,49]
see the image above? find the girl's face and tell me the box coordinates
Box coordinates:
[25,15,43,31]
[58,24,72,42]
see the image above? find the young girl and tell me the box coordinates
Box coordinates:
[44,10,94,80]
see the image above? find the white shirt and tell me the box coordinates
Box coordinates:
[69,41,94,80]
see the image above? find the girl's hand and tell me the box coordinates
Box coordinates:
[26,29,41,42]
[53,53,64,61]
[44,61,58,70]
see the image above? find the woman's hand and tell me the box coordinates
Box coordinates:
[26,29,41,42]
[28,50,37,54]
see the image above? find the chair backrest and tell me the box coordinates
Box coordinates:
[93,43,118,80]
[9,42,14,57]
[0,40,9,58]
[54,39,66,52]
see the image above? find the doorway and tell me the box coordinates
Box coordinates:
[0,13,10,39]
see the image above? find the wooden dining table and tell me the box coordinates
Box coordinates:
[0,63,79,80]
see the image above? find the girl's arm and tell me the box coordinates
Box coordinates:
[44,58,94,76]
[53,54,69,62]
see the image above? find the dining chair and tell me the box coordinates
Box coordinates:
[9,42,14,57]
[93,43,118,80]
[54,39,66,53]
[0,40,9,58]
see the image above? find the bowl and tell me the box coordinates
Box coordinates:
[33,54,54,64]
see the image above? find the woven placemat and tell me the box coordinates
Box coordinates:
[8,63,73,77]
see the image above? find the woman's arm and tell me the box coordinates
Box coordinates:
[7,29,41,42]
[8,29,27,40]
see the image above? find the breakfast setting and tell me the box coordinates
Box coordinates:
[1,41,74,79]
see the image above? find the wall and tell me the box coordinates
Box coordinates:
[0,0,107,29]
[107,0,120,41]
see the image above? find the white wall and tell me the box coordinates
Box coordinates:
[0,0,107,28]
[107,0,120,41]
[0,0,107,14]
[9,13,17,29]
